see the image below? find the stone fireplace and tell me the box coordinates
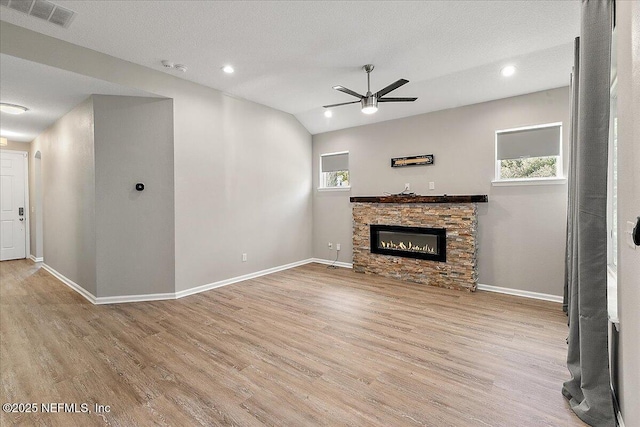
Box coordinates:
[351,195,488,291]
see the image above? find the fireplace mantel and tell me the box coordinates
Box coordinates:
[350,194,488,204]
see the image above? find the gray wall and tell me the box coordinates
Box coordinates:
[29,98,97,295]
[1,22,313,294]
[313,87,570,297]
[170,89,312,291]
[615,1,640,424]
[93,95,175,297]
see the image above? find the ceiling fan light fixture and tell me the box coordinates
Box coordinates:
[324,65,416,113]
[0,103,29,115]
[361,96,378,114]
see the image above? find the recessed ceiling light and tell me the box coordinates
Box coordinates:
[324,110,333,118]
[501,65,517,77]
[0,103,29,115]
[222,65,234,74]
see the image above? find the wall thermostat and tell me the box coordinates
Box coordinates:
[135,183,145,191]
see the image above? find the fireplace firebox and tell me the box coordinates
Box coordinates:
[370,225,446,262]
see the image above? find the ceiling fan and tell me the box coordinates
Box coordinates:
[323,64,417,114]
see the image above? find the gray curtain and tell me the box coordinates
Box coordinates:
[564,37,580,315]
[562,1,615,426]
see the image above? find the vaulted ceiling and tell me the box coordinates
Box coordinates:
[0,1,580,138]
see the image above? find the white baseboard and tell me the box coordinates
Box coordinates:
[95,293,176,305]
[41,259,563,306]
[42,264,96,304]
[175,258,315,299]
[310,258,353,269]
[29,255,44,263]
[477,283,563,303]
[41,258,319,305]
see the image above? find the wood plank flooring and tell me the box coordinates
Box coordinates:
[0,259,585,426]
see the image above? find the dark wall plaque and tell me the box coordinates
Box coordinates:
[391,154,434,167]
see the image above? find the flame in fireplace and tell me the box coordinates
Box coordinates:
[379,240,437,254]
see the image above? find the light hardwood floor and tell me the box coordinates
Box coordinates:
[1,259,585,426]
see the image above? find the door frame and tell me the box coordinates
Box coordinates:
[0,149,30,260]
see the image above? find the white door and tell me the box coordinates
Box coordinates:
[0,151,27,261]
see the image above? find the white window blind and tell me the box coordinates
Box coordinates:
[497,125,561,160]
[321,152,349,172]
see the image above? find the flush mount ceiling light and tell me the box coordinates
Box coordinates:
[501,65,517,77]
[222,65,234,74]
[324,110,333,118]
[0,103,29,115]
[323,64,417,115]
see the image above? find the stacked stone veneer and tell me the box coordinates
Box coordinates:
[352,203,478,291]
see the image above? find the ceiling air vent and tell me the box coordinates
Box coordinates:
[30,0,55,20]
[2,0,75,28]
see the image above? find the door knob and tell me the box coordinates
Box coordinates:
[19,218,24,222]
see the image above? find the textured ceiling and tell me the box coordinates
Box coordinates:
[0,54,158,142]
[0,1,580,135]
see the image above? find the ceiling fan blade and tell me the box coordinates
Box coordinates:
[375,79,409,98]
[378,97,418,102]
[333,85,364,99]
[323,101,361,108]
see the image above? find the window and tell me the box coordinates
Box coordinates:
[320,151,349,189]
[494,123,563,182]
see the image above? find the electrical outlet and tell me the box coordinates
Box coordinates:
[429,181,435,190]
[336,243,341,251]
[404,183,410,191]
[242,253,247,262]
[328,242,333,249]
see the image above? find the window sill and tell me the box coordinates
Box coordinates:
[491,178,567,187]
[317,186,351,192]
